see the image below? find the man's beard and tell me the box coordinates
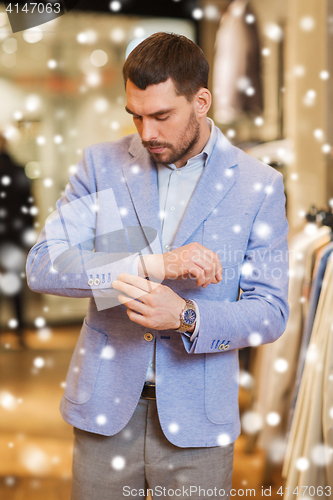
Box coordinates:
[142,110,200,166]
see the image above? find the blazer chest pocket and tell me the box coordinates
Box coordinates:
[202,215,250,301]
[64,319,108,405]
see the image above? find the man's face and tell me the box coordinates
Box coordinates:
[126,78,200,168]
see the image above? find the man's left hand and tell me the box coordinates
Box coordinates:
[112,274,186,331]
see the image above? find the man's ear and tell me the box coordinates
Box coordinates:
[196,88,212,117]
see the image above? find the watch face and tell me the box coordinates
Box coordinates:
[183,308,196,325]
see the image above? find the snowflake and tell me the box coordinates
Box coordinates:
[96,414,107,426]
[311,444,332,466]
[1,176,11,186]
[241,262,253,277]
[122,429,132,440]
[101,346,115,360]
[192,8,203,20]
[19,445,50,474]
[53,135,63,145]
[245,14,255,24]
[0,391,17,410]
[33,357,45,368]
[300,16,315,31]
[295,457,309,471]
[4,476,16,487]
[254,223,272,239]
[238,370,254,389]
[168,423,179,434]
[34,317,46,328]
[254,117,264,126]
[266,412,281,426]
[8,318,18,329]
[320,70,330,80]
[111,456,126,470]
[241,411,263,434]
[274,358,288,373]
[248,332,262,346]
[264,23,283,42]
[43,178,53,188]
[303,90,316,107]
[217,433,231,446]
[264,185,274,195]
[131,165,140,175]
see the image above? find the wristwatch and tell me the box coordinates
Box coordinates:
[176,299,197,333]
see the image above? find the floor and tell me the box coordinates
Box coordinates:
[0,327,284,499]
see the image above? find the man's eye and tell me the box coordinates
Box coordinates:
[133,115,142,121]
[156,116,169,121]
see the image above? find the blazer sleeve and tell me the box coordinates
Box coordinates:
[26,147,138,299]
[182,172,290,354]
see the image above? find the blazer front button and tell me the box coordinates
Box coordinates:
[88,278,94,286]
[94,278,100,286]
[144,333,153,342]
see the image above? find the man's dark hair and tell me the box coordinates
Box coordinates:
[123,32,209,101]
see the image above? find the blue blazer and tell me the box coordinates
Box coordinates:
[26,127,289,447]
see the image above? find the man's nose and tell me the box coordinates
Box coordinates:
[140,119,158,143]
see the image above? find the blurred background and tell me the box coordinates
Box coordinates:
[0,0,332,498]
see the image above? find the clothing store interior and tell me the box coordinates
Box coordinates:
[0,0,332,498]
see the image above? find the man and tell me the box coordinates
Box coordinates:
[26,33,289,499]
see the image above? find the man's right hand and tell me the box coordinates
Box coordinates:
[138,242,222,288]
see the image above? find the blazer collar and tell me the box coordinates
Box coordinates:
[123,128,239,252]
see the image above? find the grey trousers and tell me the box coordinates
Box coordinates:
[71,399,234,500]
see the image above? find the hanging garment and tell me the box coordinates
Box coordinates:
[283,253,333,495]
[289,242,333,428]
[253,225,331,451]
[213,0,263,124]
[323,286,333,492]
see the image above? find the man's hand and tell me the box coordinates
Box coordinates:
[138,242,222,288]
[112,274,186,330]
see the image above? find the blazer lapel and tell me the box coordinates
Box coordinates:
[122,136,162,254]
[172,129,239,249]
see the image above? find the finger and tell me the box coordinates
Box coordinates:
[118,294,149,316]
[190,258,216,284]
[116,273,159,292]
[113,280,150,302]
[215,264,223,282]
[126,307,150,327]
[194,254,223,284]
